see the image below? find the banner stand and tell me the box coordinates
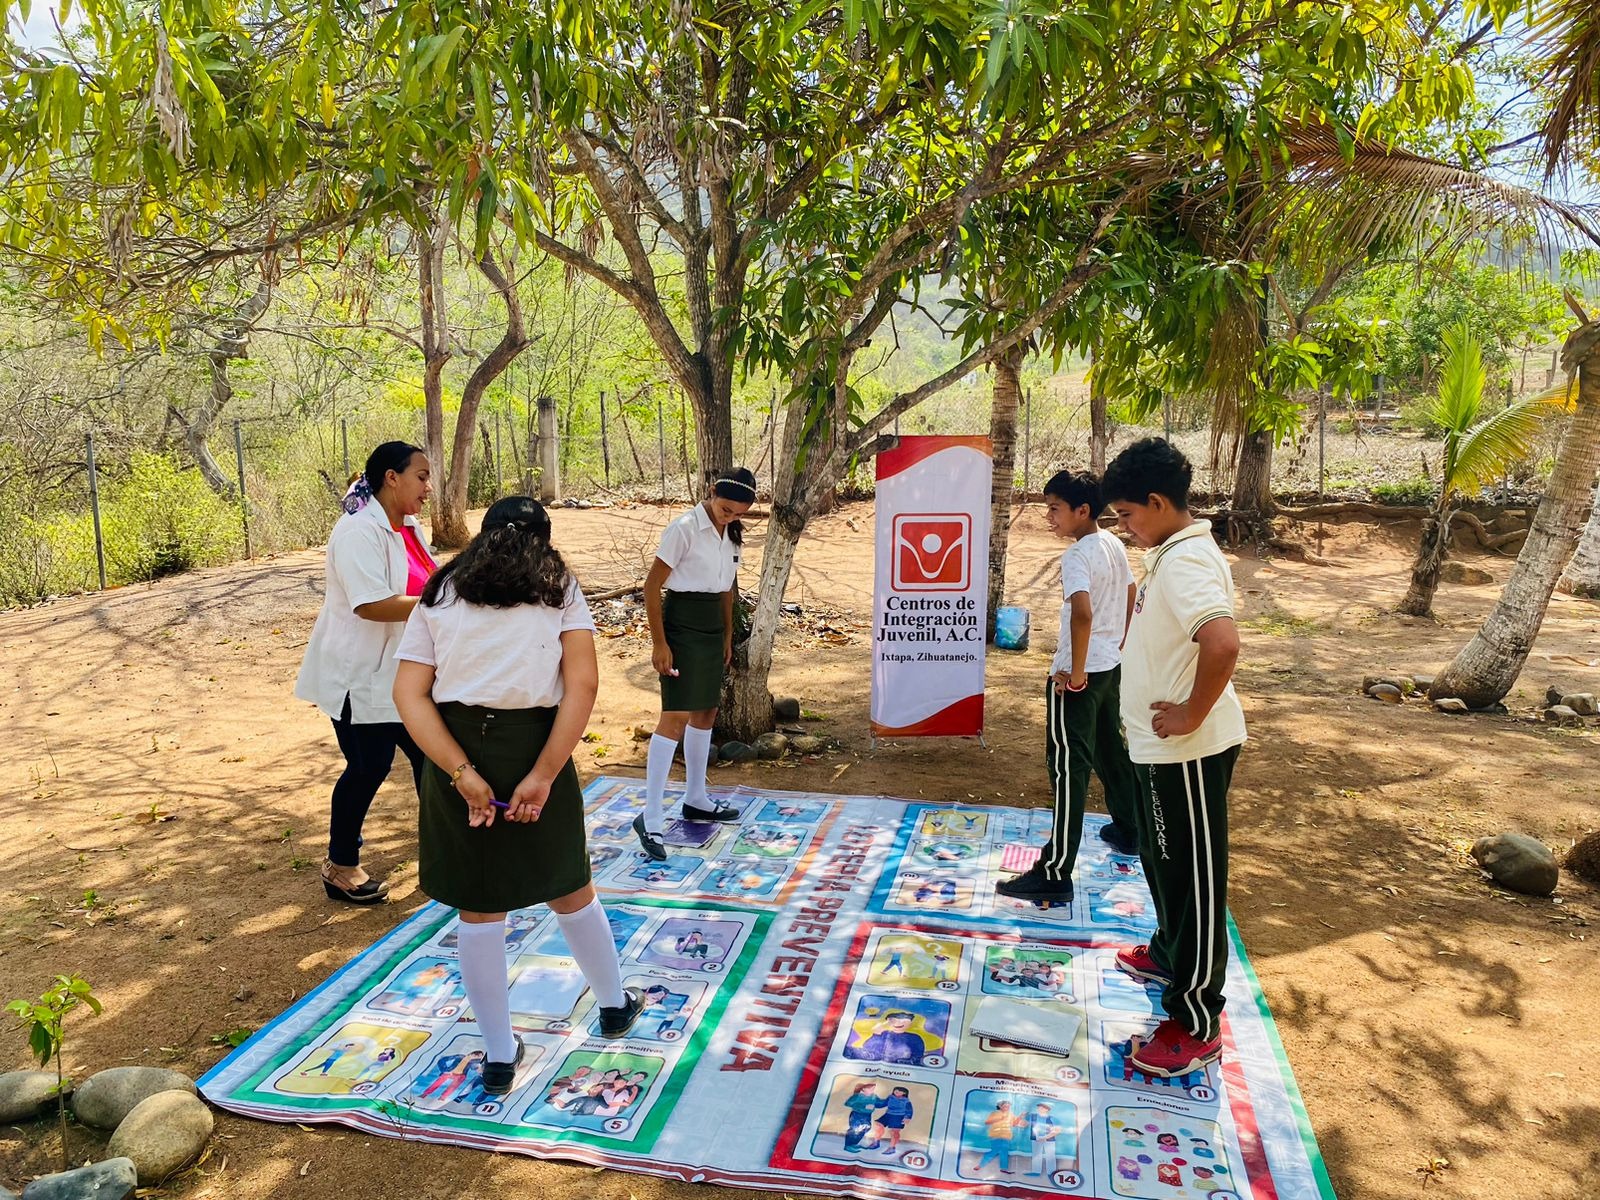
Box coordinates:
[869,434,993,745]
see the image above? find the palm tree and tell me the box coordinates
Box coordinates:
[1427,0,1600,705]
[1397,323,1567,617]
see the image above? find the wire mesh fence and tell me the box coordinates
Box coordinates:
[2,366,1559,608]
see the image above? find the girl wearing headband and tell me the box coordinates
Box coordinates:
[633,467,758,859]
[295,441,436,904]
[392,496,643,1093]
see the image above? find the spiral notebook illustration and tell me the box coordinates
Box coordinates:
[968,996,1083,1057]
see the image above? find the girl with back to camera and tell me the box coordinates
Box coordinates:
[393,496,642,1095]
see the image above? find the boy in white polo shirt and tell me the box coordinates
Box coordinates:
[1102,438,1246,1078]
[997,470,1142,906]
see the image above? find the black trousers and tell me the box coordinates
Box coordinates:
[1040,667,1143,881]
[1134,746,1240,1041]
[328,695,425,865]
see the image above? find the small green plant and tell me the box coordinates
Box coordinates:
[80,889,99,910]
[1372,479,1436,506]
[7,974,101,1171]
[210,1027,253,1049]
[1244,610,1326,637]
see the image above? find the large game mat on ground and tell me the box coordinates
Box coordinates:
[201,777,1333,1200]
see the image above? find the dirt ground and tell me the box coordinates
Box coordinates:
[1,500,1597,1200]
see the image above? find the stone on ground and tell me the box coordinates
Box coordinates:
[752,732,789,760]
[1544,705,1583,726]
[1362,674,1414,695]
[106,1091,213,1185]
[1367,683,1404,704]
[18,1159,136,1200]
[1565,832,1600,887]
[1411,673,1435,692]
[718,740,757,763]
[71,1066,198,1131]
[789,734,826,754]
[1441,560,1494,586]
[1432,697,1469,714]
[1470,833,1560,897]
[1559,693,1598,716]
[771,697,802,722]
[0,1071,65,1123]
[1545,684,1565,707]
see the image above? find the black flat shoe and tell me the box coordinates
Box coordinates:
[599,988,645,1039]
[682,801,739,823]
[480,1035,526,1095]
[322,864,389,905]
[1097,822,1139,856]
[632,815,668,861]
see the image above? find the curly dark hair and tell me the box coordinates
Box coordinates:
[421,496,571,609]
[1101,438,1193,510]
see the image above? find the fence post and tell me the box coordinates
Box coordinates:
[340,417,349,479]
[1163,391,1172,440]
[1022,387,1032,498]
[599,390,611,487]
[656,389,667,499]
[85,431,107,591]
[680,389,690,498]
[1317,384,1327,499]
[233,420,252,558]
[537,396,560,503]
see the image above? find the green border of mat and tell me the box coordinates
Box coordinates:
[1227,914,1339,1200]
[231,897,772,1154]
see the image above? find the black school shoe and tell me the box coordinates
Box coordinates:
[599,987,645,1039]
[994,865,1075,904]
[480,1035,526,1095]
[632,815,668,861]
[1098,822,1139,856]
[682,800,740,823]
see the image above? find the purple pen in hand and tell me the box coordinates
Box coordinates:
[488,798,510,810]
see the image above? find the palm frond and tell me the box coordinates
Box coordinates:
[1450,388,1569,496]
[1246,123,1600,269]
[1423,322,1486,441]
[1533,0,1600,176]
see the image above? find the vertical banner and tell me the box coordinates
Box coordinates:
[871,435,992,737]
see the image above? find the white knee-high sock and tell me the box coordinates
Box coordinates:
[556,899,626,1009]
[681,725,713,807]
[455,919,515,1061]
[644,734,677,834]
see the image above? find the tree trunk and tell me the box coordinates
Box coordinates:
[1431,322,1600,706]
[1089,365,1108,475]
[1556,481,1600,597]
[720,502,805,741]
[432,244,531,548]
[1232,429,1275,518]
[1396,501,1454,617]
[985,346,1023,640]
[417,210,452,543]
[184,276,274,498]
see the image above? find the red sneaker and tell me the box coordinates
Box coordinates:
[1129,1019,1221,1078]
[1115,943,1173,985]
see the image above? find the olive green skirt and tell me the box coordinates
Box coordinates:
[419,702,590,913]
[660,590,725,711]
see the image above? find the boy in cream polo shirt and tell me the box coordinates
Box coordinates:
[1101,438,1246,1078]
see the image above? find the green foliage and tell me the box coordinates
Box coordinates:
[99,452,240,582]
[1346,262,1569,390]
[1425,322,1565,504]
[1372,478,1437,505]
[6,974,100,1069]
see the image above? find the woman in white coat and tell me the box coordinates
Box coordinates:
[295,441,437,903]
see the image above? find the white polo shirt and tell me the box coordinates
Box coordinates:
[294,503,431,725]
[395,578,596,709]
[656,503,738,593]
[1119,521,1247,764]
[1052,528,1136,675]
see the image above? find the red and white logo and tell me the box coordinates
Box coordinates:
[892,514,970,590]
